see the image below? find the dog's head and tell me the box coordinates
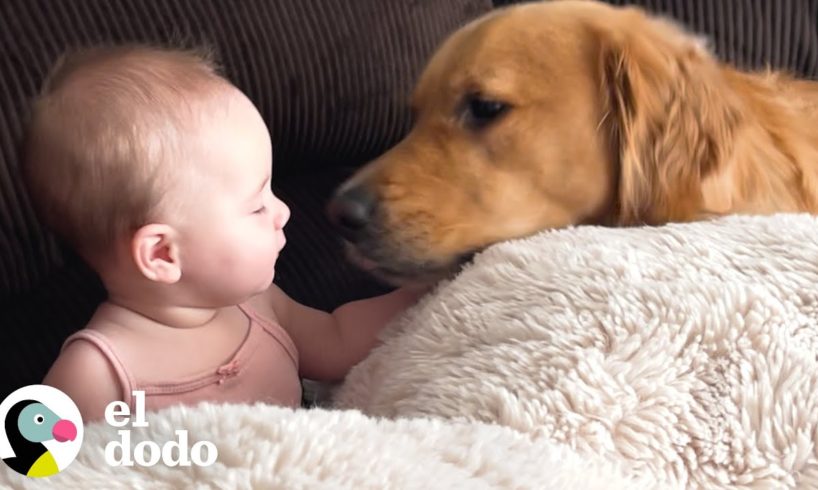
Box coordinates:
[328,0,743,284]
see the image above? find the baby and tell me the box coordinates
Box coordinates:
[23,45,424,423]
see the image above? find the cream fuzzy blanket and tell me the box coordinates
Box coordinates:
[3,214,817,489]
[335,213,818,488]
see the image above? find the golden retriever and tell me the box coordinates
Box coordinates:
[327,0,818,284]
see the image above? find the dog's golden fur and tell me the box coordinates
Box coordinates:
[333,0,818,282]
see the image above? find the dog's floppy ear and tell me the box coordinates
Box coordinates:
[595,10,744,225]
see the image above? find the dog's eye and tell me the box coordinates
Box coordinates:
[464,95,509,128]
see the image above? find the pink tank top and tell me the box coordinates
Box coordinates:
[61,303,302,412]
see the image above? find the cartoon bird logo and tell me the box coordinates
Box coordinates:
[2,399,77,478]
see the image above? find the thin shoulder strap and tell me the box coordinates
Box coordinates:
[61,330,136,408]
[236,302,299,366]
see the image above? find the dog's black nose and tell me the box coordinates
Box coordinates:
[327,185,376,240]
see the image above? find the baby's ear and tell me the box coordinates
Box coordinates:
[131,224,182,284]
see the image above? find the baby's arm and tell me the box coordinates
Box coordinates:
[267,284,425,381]
[43,342,122,423]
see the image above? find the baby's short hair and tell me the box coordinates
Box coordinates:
[23,44,228,260]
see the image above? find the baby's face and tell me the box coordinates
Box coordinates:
[172,89,289,305]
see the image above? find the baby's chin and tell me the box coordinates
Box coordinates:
[251,263,278,295]
[265,265,277,288]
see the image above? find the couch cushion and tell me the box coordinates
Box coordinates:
[0,0,492,398]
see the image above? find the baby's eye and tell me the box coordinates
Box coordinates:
[253,205,267,214]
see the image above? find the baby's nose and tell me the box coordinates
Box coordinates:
[275,200,291,229]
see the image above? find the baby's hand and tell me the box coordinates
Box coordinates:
[268,284,427,382]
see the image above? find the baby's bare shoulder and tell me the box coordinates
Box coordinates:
[43,338,121,423]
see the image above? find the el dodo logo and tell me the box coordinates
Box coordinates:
[1,386,217,477]
[0,385,82,478]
